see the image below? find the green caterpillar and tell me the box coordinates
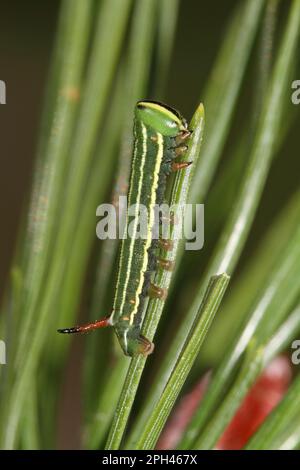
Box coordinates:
[58,100,191,356]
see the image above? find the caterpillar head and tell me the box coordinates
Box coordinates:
[136,100,188,137]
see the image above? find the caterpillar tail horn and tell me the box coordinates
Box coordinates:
[57,316,111,334]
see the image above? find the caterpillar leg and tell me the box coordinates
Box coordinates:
[174,144,188,157]
[136,335,154,356]
[160,211,175,226]
[119,329,154,356]
[157,258,174,271]
[176,129,192,144]
[159,238,174,251]
[57,316,111,334]
[171,161,192,172]
[162,160,192,176]
[149,283,167,300]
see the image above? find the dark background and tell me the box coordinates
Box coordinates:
[0,0,245,297]
[1,0,299,301]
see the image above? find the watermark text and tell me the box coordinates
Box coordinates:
[96,197,204,251]
[0,340,6,365]
[0,80,6,104]
[291,339,300,365]
[291,80,300,104]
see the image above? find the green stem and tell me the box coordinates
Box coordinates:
[136,274,230,450]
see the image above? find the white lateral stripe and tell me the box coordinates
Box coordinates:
[123,328,128,352]
[129,131,163,324]
[119,123,148,322]
[111,124,138,325]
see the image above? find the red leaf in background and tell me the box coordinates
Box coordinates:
[156,355,292,450]
[216,354,292,449]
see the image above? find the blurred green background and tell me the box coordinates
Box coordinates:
[0,0,299,450]
[1,0,299,297]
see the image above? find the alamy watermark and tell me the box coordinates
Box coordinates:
[291,80,300,105]
[96,197,204,251]
[291,339,300,365]
[0,340,6,365]
[0,80,6,104]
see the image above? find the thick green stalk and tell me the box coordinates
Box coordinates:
[136,274,230,450]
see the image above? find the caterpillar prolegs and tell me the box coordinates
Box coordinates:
[58,101,191,356]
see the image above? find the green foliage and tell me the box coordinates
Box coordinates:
[1,0,300,451]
